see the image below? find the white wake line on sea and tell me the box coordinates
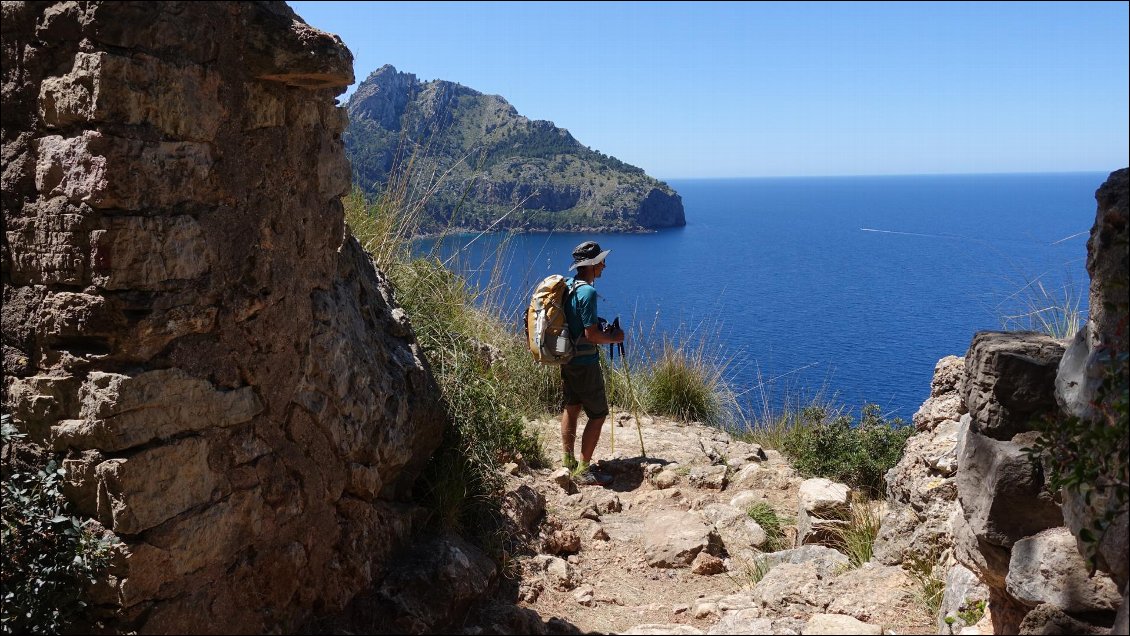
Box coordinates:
[860,227,1089,246]
[859,227,971,240]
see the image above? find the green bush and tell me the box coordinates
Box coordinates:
[1,417,117,634]
[779,404,912,497]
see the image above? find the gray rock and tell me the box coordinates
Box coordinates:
[702,503,768,555]
[938,563,991,634]
[502,484,545,533]
[707,610,772,635]
[530,554,579,591]
[688,464,729,490]
[797,478,852,546]
[749,562,832,617]
[1017,602,1110,635]
[962,331,1065,441]
[955,423,1062,550]
[376,533,499,634]
[800,613,882,635]
[752,545,849,579]
[620,625,705,635]
[643,510,723,568]
[1006,527,1121,612]
[874,415,962,565]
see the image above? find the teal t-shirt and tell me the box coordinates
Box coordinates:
[564,277,599,365]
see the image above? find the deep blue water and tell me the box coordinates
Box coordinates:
[416,172,1105,422]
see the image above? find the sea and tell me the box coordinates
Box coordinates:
[415,172,1107,423]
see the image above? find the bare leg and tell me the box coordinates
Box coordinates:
[561,404,582,459]
[580,416,605,464]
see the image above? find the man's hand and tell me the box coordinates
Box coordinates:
[585,323,624,345]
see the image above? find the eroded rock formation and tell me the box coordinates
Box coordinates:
[2,2,444,632]
[876,169,1129,635]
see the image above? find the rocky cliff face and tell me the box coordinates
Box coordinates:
[1,2,444,632]
[876,169,1129,635]
[343,65,686,234]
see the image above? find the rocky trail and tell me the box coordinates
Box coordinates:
[463,414,937,635]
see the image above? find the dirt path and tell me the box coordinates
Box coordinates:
[465,414,936,635]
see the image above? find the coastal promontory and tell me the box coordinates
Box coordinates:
[344,65,685,234]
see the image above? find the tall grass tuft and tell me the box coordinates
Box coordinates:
[997,269,1086,340]
[824,496,883,569]
[344,157,550,547]
[746,502,789,552]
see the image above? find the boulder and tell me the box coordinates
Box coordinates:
[1006,527,1121,612]
[374,533,499,634]
[955,422,1062,550]
[502,484,546,533]
[643,510,723,568]
[874,416,963,565]
[937,563,991,634]
[962,331,1064,441]
[750,562,832,617]
[702,503,768,556]
[1016,603,1110,635]
[752,545,850,579]
[801,613,882,635]
[797,478,852,546]
[0,3,443,631]
[825,563,919,628]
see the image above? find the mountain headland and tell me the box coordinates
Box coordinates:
[344,65,686,234]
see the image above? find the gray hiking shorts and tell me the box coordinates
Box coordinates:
[561,363,609,420]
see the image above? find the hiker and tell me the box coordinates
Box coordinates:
[560,240,625,486]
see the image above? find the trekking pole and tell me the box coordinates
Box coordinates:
[613,319,647,458]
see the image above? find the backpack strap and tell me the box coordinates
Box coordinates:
[566,278,597,353]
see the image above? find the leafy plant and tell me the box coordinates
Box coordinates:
[1,416,118,634]
[778,404,912,498]
[1025,338,1129,573]
[746,502,789,552]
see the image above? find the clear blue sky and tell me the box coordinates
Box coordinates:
[289,1,1129,179]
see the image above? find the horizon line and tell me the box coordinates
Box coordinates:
[655,169,1119,181]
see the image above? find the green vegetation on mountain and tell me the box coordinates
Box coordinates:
[344,65,685,234]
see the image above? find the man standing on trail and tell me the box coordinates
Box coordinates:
[560,240,624,486]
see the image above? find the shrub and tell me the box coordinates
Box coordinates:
[1,416,117,634]
[779,404,912,498]
[1025,341,1128,571]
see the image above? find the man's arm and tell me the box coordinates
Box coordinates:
[584,323,624,345]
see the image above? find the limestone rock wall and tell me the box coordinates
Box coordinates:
[882,169,1129,635]
[1,2,444,633]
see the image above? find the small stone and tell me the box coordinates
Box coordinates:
[653,469,679,489]
[693,602,719,619]
[673,604,689,614]
[502,462,520,475]
[552,468,579,494]
[573,584,595,606]
[580,505,602,521]
[567,554,580,565]
[691,551,726,575]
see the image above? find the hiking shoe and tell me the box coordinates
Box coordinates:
[574,466,613,487]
